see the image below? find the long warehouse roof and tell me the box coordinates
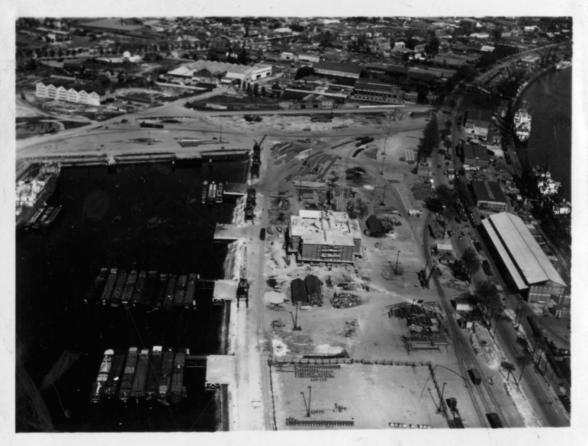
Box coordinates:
[483,212,566,287]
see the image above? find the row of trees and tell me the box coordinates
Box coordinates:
[417,114,439,161]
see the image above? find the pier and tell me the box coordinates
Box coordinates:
[223,182,248,198]
[205,355,236,390]
[19,148,250,168]
[213,223,252,241]
[213,280,238,303]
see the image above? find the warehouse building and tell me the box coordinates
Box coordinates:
[287,210,362,264]
[481,212,566,306]
[472,180,508,213]
[462,143,491,170]
[35,82,101,106]
[314,62,362,81]
[167,60,272,84]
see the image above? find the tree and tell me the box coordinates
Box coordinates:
[475,280,503,330]
[435,184,456,210]
[417,114,439,161]
[425,197,444,213]
[461,247,481,276]
[425,36,440,56]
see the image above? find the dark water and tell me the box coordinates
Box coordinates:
[16,160,247,432]
[520,68,572,199]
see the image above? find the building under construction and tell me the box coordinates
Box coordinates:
[287,210,362,264]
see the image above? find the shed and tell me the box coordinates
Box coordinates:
[290,278,309,305]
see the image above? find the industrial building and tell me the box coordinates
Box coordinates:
[481,212,566,306]
[166,60,272,85]
[314,62,362,81]
[462,143,491,170]
[472,180,508,212]
[287,210,362,264]
[35,82,101,106]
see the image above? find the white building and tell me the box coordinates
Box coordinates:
[167,60,272,85]
[35,82,101,106]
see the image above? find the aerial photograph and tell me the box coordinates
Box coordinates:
[14,14,572,433]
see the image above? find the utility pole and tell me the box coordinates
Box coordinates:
[290,303,301,331]
[300,385,312,417]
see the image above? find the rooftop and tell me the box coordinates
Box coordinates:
[463,143,491,161]
[472,180,507,203]
[290,210,361,246]
[314,61,362,75]
[483,212,566,287]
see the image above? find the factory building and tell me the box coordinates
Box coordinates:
[287,210,362,264]
[472,180,508,212]
[167,60,272,84]
[481,212,566,306]
[462,143,491,170]
[314,62,362,81]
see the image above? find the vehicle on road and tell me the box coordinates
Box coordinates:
[468,368,482,385]
[259,228,266,240]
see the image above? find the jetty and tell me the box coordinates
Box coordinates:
[213,223,251,241]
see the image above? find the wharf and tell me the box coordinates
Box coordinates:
[213,223,251,241]
[213,280,238,303]
[205,355,236,390]
[223,182,247,197]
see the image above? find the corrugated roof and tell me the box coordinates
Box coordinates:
[482,219,528,291]
[486,213,565,287]
[472,180,507,203]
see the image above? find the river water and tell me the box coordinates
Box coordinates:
[16,159,247,431]
[520,67,572,200]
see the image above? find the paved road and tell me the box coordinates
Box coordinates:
[437,100,570,427]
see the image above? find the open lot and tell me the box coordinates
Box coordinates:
[270,362,446,429]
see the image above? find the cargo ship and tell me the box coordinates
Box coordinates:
[158,348,175,401]
[164,274,177,309]
[121,270,138,305]
[170,348,189,404]
[130,348,150,399]
[156,273,169,310]
[16,163,61,229]
[103,352,126,399]
[216,182,224,204]
[110,270,128,307]
[100,268,119,305]
[131,270,147,306]
[24,205,48,231]
[201,180,208,204]
[513,101,532,143]
[184,273,197,309]
[84,267,109,304]
[90,349,114,403]
[174,275,187,306]
[207,181,217,205]
[555,60,571,71]
[119,347,139,403]
[145,346,163,399]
